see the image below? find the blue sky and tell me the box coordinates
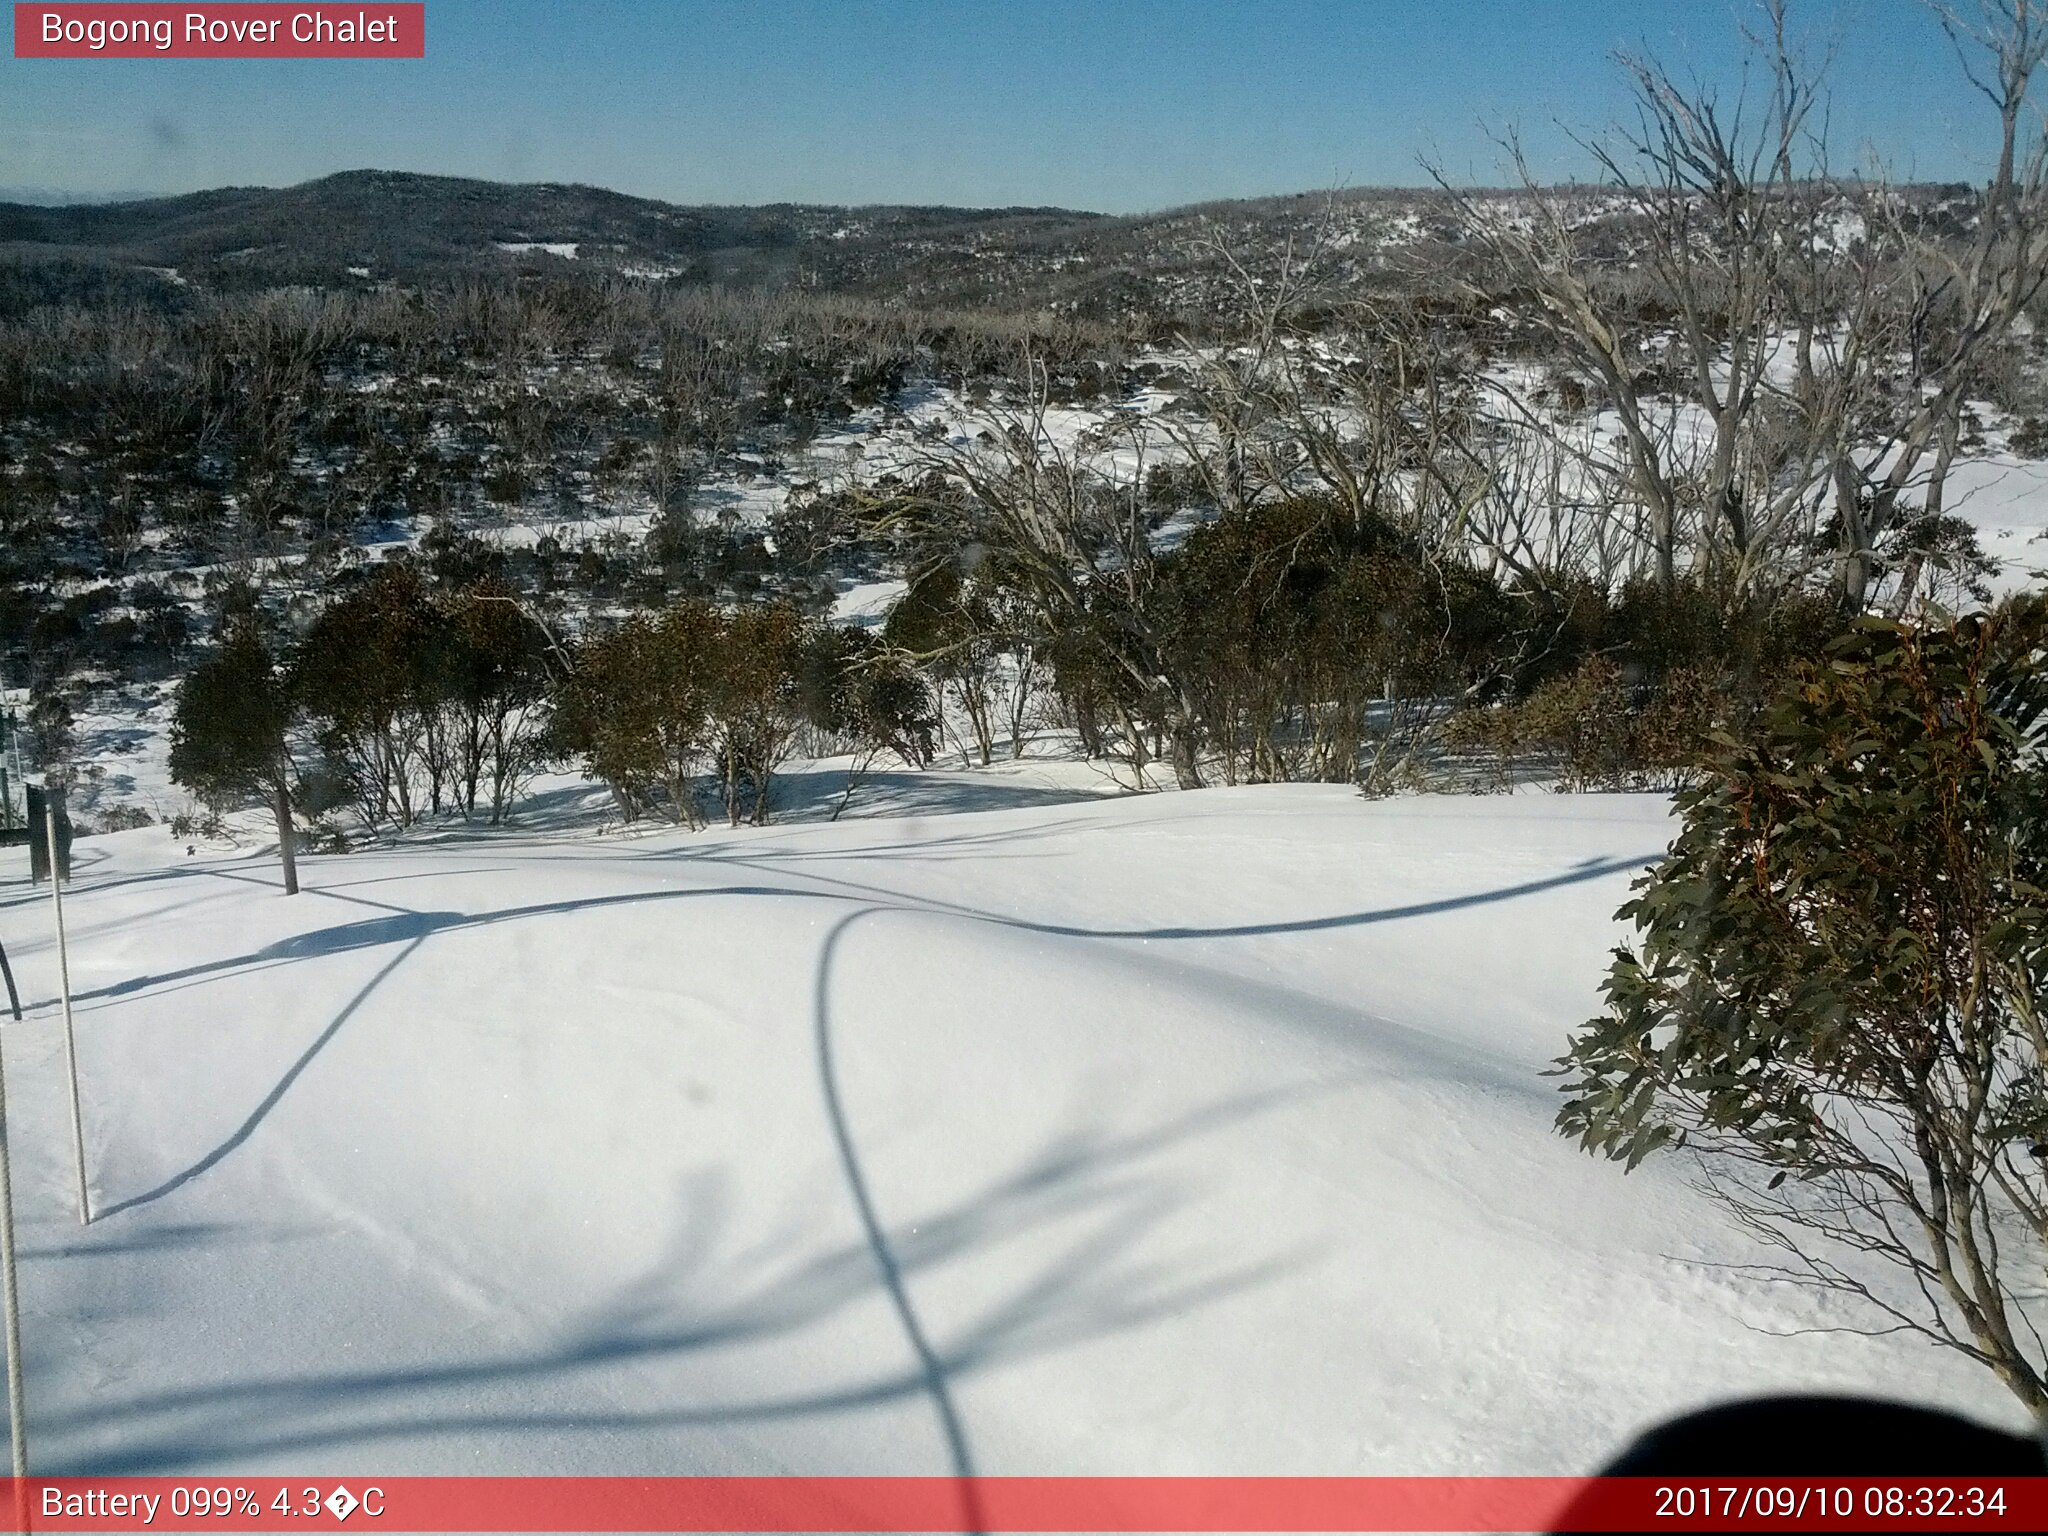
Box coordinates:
[0,0,2007,210]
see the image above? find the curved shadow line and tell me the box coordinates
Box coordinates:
[814,908,984,1536]
[708,849,1655,942]
[98,936,427,1219]
[56,885,807,1010]
[47,853,1649,1019]
[201,868,422,916]
[74,849,1643,1228]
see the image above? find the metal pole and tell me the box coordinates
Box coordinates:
[3,700,21,830]
[46,804,88,1226]
[0,1019,29,1484]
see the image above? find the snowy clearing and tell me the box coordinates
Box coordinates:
[492,242,580,259]
[0,786,2020,1478]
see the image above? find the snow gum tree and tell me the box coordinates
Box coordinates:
[292,565,443,828]
[883,560,1004,766]
[899,361,1213,789]
[796,624,937,819]
[556,601,720,827]
[436,580,555,824]
[1557,606,2048,1409]
[1445,0,2047,615]
[707,602,808,827]
[556,600,840,828]
[169,620,301,894]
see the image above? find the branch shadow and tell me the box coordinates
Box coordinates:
[63,849,1646,1017]
[96,936,427,1220]
[60,885,813,1011]
[45,1079,1320,1477]
[812,906,979,1527]
[19,1220,313,1262]
[61,843,1642,1278]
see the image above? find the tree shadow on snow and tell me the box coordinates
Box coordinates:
[95,936,428,1220]
[44,1076,1319,1485]
[54,848,1647,1022]
[29,839,1650,1500]
[40,847,1647,1236]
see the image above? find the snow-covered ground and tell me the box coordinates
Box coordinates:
[493,242,580,259]
[829,578,909,630]
[0,786,2020,1478]
[1946,450,2048,596]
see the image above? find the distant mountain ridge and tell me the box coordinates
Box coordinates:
[0,167,1979,324]
[0,168,1107,286]
[0,167,1505,321]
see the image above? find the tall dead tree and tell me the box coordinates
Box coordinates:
[902,352,1211,789]
[1835,0,2048,609]
[1445,0,2048,614]
[1439,3,1844,603]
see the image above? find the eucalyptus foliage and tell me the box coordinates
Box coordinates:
[1557,608,2048,1408]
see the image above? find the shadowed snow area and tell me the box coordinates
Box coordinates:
[0,786,2022,1476]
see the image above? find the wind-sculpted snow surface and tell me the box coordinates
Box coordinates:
[0,788,2022,1476]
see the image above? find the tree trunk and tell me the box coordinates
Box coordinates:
[1838,538,1875,615]
[1167,703,1204,790]
[271,767,299,897]
[1071,693,1103,759]
[1886,550,1927,620]
[1832,460,1874,614]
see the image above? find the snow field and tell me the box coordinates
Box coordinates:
[0,786,2022,1479]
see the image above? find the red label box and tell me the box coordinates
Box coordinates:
[13,4,424,58]
[6,1476,2048,1532]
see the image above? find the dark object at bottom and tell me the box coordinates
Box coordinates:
[1550,1395,2042,1533]
[1602,1395,2042,1475]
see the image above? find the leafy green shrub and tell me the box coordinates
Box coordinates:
[93,804,156,833]
[1555,607,2048,1411]
[554,601,721,827]
[1493,657,1728,791]
[2011,416,2048,460]
[169,620,299,891]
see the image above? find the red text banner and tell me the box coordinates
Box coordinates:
[14,4,423,58]
[3,1476,2046,1532]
